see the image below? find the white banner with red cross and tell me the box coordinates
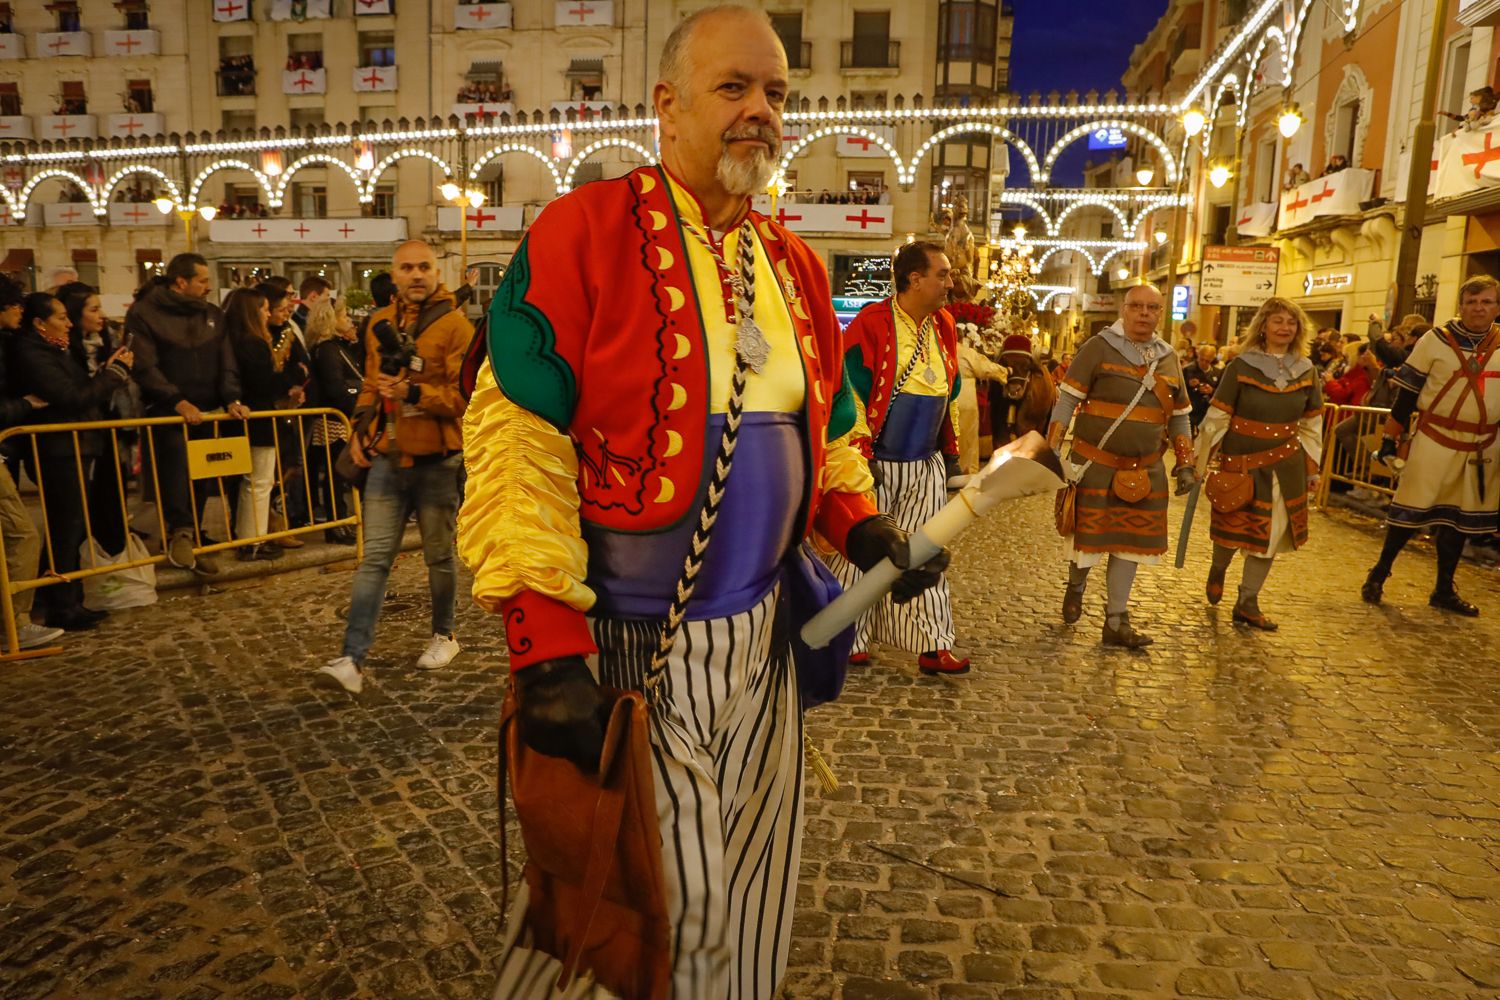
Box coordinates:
[437,205,524,232]
[455,2,511,28]
[555,0,612,26]
[283,68,327,95]
[212,0,251,21]
[1431,125,1500,200]
[750,199,892,236]
[209,218,409,243]
[110,203,171,226]
[103,30,159,56]
[1234,201,1278,238]
[43,203,98,227]
[354,0,393,13]
[1277,168,1372,230]
[353,65,397,92]
[37,31,92,57]
[836,126,896,158]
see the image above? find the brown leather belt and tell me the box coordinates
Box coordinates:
[1071,437,1166,470]
[1229,415,1296,440]
[1079,399,1167,425]
[1415,411,1497,453]
[1218,437,1301,473]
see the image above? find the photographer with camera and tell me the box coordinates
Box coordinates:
[319,242,474,693]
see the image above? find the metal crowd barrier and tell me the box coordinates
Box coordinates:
[0,407,362,660]
[1316,402,1399,508]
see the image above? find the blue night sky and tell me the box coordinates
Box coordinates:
[1009,1,1171,98]
[1007,1,1170,187]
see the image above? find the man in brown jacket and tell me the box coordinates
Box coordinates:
[319,241,474,693]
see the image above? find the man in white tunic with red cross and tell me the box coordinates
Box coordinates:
[1362,274,1500,615]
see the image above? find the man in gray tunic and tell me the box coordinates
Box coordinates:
[1048,285,1196,648]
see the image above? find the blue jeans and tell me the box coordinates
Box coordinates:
[341,453,461,664]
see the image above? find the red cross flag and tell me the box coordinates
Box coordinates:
[354,0,393,13]
[457,2,511,28]
[1277,168,1372,230]
[212,0,250,21]
[1432,125,1500,201]
[353,65,397,92]
[556,0,612,26]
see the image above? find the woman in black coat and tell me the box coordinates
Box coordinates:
[225,287,306,560]
[305,297,363,544]
[13,293,133,630]
[62,288,132,557]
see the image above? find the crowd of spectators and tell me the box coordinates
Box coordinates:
[285,52,323,71]
[0,259,404,652]
[218,56,257,95]
[456,81,512,104]
[214,200,272,219]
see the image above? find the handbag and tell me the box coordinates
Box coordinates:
[498,687,672,1000]
[1205,469,1254,513]
[1110,468,1152,503]
[497,345,755,998]
[781,541,854,710]
[1054,482,1078,535]
[334,410,380,491]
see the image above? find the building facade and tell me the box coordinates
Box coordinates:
[0,0,1014,308]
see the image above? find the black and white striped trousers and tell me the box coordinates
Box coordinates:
[491,586,803,1000]
[827,452,956,654]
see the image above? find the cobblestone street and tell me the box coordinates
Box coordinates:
[3,495,1500,1000]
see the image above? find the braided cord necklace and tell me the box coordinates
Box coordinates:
[893,305,938,385]
[681,220,771,373]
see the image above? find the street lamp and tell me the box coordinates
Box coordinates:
[1278,102,1304,139]
[155,198,216,250]
[1154,228,1169,245]
[440,182,487,274]
[1182,107,1207,139]
[1135,164,1156,186]
[1208,161,1233,189]
[1115,264,1132,282]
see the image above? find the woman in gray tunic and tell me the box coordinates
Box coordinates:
[1193,297,1324,629]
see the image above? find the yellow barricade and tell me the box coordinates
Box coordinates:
[0,408,363,660]
[1316,402,1400,508]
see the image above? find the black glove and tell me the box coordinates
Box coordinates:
[1173,465,1198,496]
[845,513,950,605]
[867,458,884,492]
[513,656,606,774]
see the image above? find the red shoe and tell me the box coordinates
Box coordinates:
[848,652,871,666]
[917,650,970,676]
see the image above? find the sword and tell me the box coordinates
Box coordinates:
[801,432,1064,650]
[1174,481,1200,569]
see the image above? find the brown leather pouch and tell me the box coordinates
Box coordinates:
[1110,468,1152,503]
[1055,483,1077,536]
[1205,470,1254,513]
[500,687,672,1000]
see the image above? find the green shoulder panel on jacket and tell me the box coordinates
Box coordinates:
[949,371,963,401]
[845,345,873,405]
[829,363,859,441]
[485,238,577,429]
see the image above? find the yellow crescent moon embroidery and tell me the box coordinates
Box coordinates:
[654,477,676,504]
[648,210,668,231]
[775,258,795,282]
[638,173,657,194]
[665,286,686,312]
[668,383,687,410]
[812,381,825,405]
[610,467,627,487]
[673,333,692,360]
[793,300,810,321]
[759,220,780,242]
[655,246,674,270]
[800,335,817,359]
[664,430,683,457]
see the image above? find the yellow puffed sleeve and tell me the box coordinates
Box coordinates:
[457,359,596,615]
[823,431,875,496]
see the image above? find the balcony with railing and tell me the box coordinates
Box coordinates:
[0,116,32,139]
[105,112,164,138]
[0,34,24,59]
[840,38,899,70]
[39,114,96,139]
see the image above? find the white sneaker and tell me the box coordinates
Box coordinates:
[415,633,460,670]
[16,623,64,650]
[317,655,363,694]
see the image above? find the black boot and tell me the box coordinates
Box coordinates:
[1429,589,1480,616]
[1102,612,1152,649]
[1360,567,1388,604]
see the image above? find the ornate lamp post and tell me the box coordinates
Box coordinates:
[153,198,216,251]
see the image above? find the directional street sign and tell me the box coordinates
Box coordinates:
[1199,245,1280,307]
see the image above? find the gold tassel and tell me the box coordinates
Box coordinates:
[804,734,838,794]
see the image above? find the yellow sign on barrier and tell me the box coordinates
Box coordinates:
[187,435,253,479]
